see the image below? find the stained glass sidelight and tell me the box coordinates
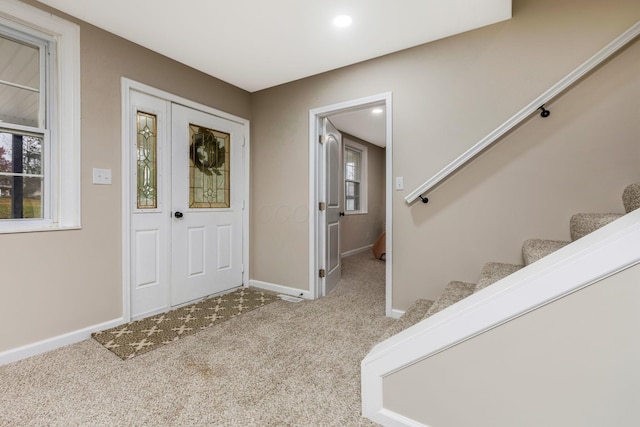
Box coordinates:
[189,124,230,208]
[136,111,157,209]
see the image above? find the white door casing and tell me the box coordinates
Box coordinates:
[170,103,244,306]
[124,81,249,321]
[308,92,393,315]
[321,118,342,295]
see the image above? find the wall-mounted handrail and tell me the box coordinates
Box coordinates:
[405,20,640,205]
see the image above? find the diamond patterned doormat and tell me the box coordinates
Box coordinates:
[92,287,277,360]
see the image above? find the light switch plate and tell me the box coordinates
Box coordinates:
[93,168,112,185]
[395,176,404,190]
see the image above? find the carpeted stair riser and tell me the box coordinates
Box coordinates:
[379,299,434,341]
[423,281,476,319]
[623,183,640,213]
[475,262,523,292]
[522,239,569,265]
[569,213,623,241]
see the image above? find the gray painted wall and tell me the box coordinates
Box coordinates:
[250,0,640,308]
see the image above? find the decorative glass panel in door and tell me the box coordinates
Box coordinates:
[136,111,157,209]
[188,123,230,208]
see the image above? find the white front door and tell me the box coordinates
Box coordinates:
[322,118,343,295]
[129,91,171,318]
[170,103,244,306]
[128,90,245,319]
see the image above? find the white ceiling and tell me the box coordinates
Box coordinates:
[329,106,386,148]
[36,0,511,93]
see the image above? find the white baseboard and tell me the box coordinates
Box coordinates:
[341,244,373,258]
[249,280,312,300]
[370,409,429,427]
[0,317,124,366]
[390,308,405,319]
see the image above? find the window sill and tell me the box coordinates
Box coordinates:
[0,224,81,235]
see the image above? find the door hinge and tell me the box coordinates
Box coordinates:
[319,202,326,211]
[319,135,324,144]
[319,269,326,278]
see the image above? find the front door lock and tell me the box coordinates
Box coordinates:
[174,211,184,219]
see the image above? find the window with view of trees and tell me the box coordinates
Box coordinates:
[0,1,80,232]
[0,133,43,219]
[0,27,47,221]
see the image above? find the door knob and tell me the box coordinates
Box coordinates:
[339,212,345,216]
[174,211,183,219]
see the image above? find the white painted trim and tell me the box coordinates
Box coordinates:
[341,244,373,258]
[405,20,640,204]
[376,409,430,427]
[362,209,640,423]
[121,82,132,322]
[0,317,124,366]
[309,92,394,316]
[384,96,393,318]
[389,308,404,320]
[242,124,251,289]
[308,112,318,299]
[249,280,312,300]
[121,78,251,323]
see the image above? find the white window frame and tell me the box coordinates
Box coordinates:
[344,139,368,215]
[0,0,80,233]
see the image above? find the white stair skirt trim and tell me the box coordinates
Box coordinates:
[378,409,430,427]
[405,20,640,204]
[341,244,373,258]
[249,280,311,300]
[0,317,124,366]
[362,209,640,424]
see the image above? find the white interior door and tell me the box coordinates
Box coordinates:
[322,118,343,295]
[171,103,244,306]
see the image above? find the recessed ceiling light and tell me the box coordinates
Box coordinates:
[333,15,352,28]
[372,108,384,114]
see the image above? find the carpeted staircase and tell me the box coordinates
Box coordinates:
[381,183,640,340]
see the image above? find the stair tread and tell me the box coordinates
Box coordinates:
[570,212,624,241]
[424,281,476,319]
[476,262,523,292]
[623,183,640,213]
[522,239,570,265]
[378,299,434,341]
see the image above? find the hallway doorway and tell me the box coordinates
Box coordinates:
[309,92,393,316]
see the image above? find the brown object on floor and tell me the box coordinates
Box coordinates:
[372,232,386,260]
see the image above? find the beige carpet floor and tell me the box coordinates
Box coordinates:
[0,251,392,426]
